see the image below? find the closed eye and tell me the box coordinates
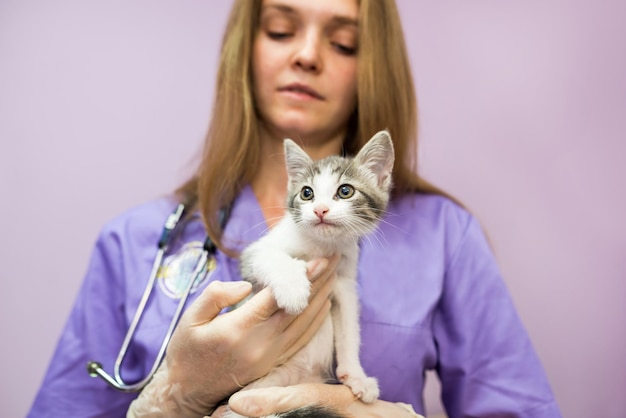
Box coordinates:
[332,42,357,55]
[267,31,292,40]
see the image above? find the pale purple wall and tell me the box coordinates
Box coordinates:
[1,1,624,417]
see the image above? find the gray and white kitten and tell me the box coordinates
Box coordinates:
[230,130,395,418]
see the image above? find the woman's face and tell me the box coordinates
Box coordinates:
[252,0,359,145]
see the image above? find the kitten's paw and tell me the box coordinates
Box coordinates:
[273,281,310,315]
[338,374,380,404]
[271,259,310,315]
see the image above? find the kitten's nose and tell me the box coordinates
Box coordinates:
[314,205,329,220]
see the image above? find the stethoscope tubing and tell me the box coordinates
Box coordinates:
[87,203,210,392]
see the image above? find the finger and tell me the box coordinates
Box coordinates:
[210,404,230,418]
[278,274,335,360]
[273,263,336,340]
[306,257,329,282]
[231,256,338,337]
[394,402,426,418]
[308,254,340,294]
[229,384,355,416]
[229,386,307,416]
[233,286,280,322]
[186,281,252,325]
[346,400,427,418]
[237,256,337,325]
[279,299,331,362]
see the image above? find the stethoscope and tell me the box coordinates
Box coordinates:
[86,202,229,392]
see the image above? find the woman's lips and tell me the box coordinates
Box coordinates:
[278,83,324,100]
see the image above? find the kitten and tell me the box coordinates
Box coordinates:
[230,130,395,418]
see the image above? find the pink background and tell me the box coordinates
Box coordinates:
[1,1,624,416]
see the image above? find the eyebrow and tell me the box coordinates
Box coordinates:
[261,4,358,27]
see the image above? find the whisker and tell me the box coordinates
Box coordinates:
[376,218,406,234]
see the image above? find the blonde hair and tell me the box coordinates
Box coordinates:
[177,0,457,252]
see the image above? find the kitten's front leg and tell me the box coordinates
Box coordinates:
[332,277,380,403]
[241,246,310,315]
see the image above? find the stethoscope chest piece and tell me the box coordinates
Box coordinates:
[158,241,217,299]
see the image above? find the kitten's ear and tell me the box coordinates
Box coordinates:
[284,139,313,180]
[355,130,395,190]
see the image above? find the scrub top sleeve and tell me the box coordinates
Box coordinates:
[432,216,561,418]
[27,226,137,417]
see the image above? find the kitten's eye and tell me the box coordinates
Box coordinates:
[337,184,355,199]
[300,186,314,201]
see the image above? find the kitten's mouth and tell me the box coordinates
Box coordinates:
[314,219,336,227]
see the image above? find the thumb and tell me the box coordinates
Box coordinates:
[229,384,354,416]
[229,386,299,416]
[186,281,252,323]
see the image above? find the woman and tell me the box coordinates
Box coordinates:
[28,0,561,417]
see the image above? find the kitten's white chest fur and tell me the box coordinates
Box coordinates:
[233,131,394,418]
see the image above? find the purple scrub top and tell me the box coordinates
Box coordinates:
[28,186,561,417]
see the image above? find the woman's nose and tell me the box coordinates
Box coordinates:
[293,31,322,73]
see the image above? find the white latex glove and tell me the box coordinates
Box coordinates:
[215,383,425,418]
[127,256,338,418]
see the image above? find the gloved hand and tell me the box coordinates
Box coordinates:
[127,256,338,418]
[217,383,425,418]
